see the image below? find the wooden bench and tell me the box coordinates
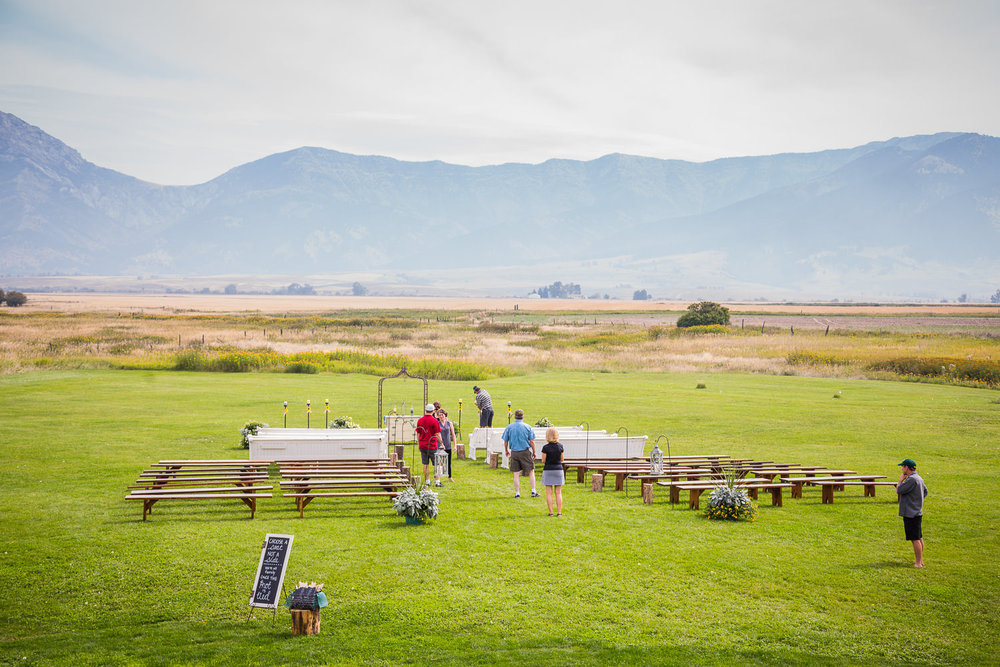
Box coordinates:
[130,475,268,490]
[126,485,273,520]
[779,474,877,498]
[675,482,793,509]
[810,479,893,503]
[282,479,406,517]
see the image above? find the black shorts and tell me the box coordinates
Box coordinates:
[903,515,922,541]
[480,408,494,428]
[420,448,437,465]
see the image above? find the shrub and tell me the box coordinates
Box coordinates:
[284,361,319,374]
[677,301,730,328]
[534,417,553,427]
[705,472,758,522]
[867,357,1000,386]
[393,486,440,521]
[675,324,729,335]
[2,291,27,307]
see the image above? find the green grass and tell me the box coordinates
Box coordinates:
[1,370,999,665]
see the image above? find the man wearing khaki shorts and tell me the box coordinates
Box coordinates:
[502,409,539,498]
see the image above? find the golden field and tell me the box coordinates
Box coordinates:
[1,293,997,385]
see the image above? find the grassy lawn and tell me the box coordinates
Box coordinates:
[1,369,998,665]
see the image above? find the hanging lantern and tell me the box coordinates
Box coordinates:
[649,442,664,474]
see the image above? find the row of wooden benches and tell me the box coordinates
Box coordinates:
[125,459,409,520]
[559,456,893,506]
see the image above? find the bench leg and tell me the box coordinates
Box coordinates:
[792,482,803,499]
[688,489,703,509]
[670,486,680,504]
[771,488,782,507]
[746,487,759,500]
[615,473,625,492]
[865,484,875,497]
[822,485,833,504]
[577,467,586,484]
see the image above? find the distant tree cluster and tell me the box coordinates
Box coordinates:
[277,283,316,295]
[533,281,581,299]
[676,301,730,328]
[632,289,651,301]
[352,281,368,296]
[991,289,1000,304]
[0,289,27,307]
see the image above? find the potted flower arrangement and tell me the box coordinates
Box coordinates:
[393,485,440,525]
[330,416,359,429]
[534,417,553,427]
[705,471,758,522]
[239,420,267,449]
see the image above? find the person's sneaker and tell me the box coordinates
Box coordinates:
[514,493,520,498]
[531,490,540,498]
[435,481,443,487]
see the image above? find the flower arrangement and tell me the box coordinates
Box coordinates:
[534,417,553,427]
[392,485,440,523]
[330,416,359,429]
[705,471,758,522]
[239,420,267,449]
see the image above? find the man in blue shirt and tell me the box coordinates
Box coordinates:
[502,409,539,498]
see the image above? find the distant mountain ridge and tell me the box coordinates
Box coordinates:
[1,109,997,298]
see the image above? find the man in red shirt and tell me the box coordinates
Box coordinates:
[416,403,443,487]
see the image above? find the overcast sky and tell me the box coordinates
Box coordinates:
[2,0,998,185]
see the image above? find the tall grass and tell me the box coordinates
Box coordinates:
[170,348,512,381]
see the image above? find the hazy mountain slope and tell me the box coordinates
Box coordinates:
[0,108,993,298]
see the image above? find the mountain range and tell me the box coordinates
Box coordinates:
[2,109,998,299]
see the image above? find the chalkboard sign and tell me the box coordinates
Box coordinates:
[249,534,293,608]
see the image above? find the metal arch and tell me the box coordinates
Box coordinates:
[377,366,429,427]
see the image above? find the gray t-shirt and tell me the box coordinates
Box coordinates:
[896,472,928,518]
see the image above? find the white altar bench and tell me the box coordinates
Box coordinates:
[248,429,389,461]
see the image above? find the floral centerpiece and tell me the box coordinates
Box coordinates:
[534,417,553,427]
[392,486,440,524]
[705,472,758,522]
[239,420,267,449]
[330,416,360,429]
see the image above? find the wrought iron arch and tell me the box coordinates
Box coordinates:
[377,366,429,426]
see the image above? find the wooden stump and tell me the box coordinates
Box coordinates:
[401,465,410,479]
[291,609,321,635]
[642,482,653,504]
[592,474,604,492]
[489,453,499,469]
[389,452,397,467]
[395,445,405,461]
[456,444,466,459]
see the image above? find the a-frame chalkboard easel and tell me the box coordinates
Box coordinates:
[247,534,293,625]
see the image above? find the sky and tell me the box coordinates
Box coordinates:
[2,0,999,185]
